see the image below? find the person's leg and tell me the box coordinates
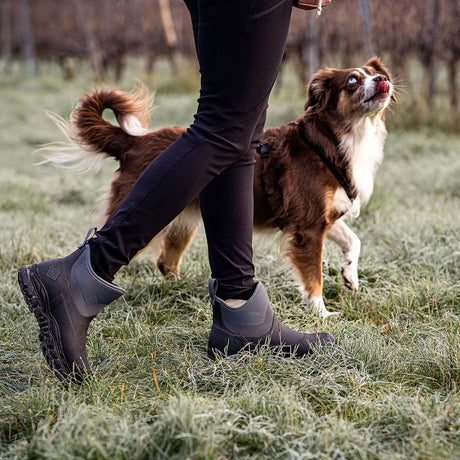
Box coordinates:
[198,116,263,301]
[18,0,335,380]
[186,0,263,301]
[199,148,256,301]
[90,0,293,297]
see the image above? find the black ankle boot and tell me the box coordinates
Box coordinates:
[17,229,124,381]
[207,279,336,359]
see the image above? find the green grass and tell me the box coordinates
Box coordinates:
[1,62,460,459]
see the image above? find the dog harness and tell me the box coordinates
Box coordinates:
[294,120,357,202]
[257,121,357,206]
[256,142,288,229]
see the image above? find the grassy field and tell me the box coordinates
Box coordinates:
[1,61,460,459]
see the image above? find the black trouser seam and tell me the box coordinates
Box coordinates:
[250,0,288,20]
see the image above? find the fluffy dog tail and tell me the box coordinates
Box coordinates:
[38,86,153,173]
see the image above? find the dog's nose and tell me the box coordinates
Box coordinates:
[373,74,388,82]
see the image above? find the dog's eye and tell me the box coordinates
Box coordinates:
[348,77,358,85]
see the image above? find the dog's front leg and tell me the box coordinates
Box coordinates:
[326,219,361,291]
[288,229,339,319]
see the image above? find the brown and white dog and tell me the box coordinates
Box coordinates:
[44,57,394,318]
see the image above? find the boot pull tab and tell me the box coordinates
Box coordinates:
[79,227,97,248]
[208,278,218,304]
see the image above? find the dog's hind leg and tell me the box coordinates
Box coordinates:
[156,205,201,278]
[326,219,361,292]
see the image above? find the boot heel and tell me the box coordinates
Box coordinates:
[18,265,72,379]
[207,324,247,359]
[18,266,38,315]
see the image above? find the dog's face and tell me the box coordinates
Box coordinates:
[305,57,395,118]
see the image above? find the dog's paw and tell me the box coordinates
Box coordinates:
[303,295,340,318]
[156,261,181,280]
[320,310,341,320]
[341,261,359,292]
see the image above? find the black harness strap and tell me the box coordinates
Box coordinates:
[293,121,357,202]
[256,142,286,228]
[257,131,357,203]
[256,120,357,226]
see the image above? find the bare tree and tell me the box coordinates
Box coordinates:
[442,0,460,114]
[0,0,12,70]
[18,0,36,74]
[71,0,104,81]
[421,0,441,103]
[359,0,375,58]
[159,0,182,72]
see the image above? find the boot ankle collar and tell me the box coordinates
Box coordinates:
[70,244,125,317]
[209,278,272,327]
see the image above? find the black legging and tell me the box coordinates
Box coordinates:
[90,0,293,299]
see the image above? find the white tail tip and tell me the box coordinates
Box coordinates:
[119,114,149,136]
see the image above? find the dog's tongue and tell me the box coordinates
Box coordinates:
[377,81,390,93]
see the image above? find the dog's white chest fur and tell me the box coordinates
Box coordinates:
[333,117,386,217]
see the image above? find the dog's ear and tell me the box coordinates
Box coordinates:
[366,56,391,80]
[305,70,333,113]
[366,56,397,102]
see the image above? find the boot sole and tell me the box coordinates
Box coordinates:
[18,265,76,380]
